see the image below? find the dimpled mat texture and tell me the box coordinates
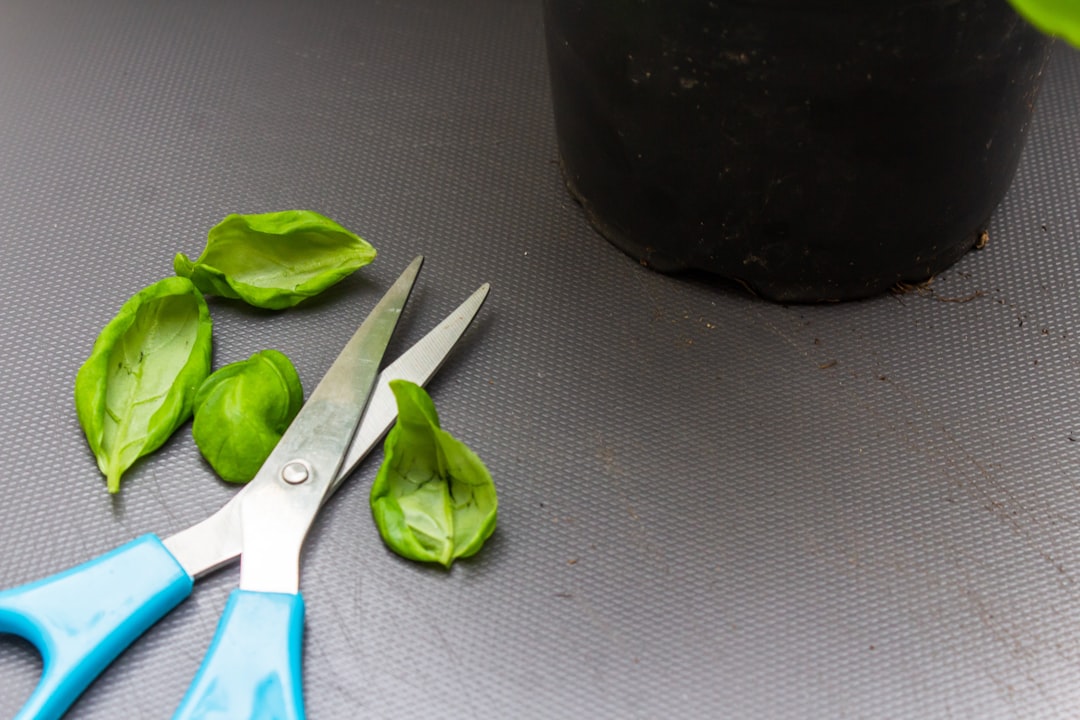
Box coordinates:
[1,1,1080,718]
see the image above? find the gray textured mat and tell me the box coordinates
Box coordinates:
[2,1,1080,718]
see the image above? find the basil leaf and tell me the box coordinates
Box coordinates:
[192,349,303,483]
[1007,0,1080,47]
[370,380,497,568]
[173,210,376,310]
[74,277,213,494]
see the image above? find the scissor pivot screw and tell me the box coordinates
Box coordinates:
[281,460,311,485]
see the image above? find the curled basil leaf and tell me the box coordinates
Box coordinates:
[370,380,497,568]
[74,277,213,494]
[174,210,377,310]
[192,349,303,483]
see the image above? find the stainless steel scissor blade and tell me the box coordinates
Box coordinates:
[161,273,491,580]
[233,255,422,594]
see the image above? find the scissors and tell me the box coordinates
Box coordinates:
[0,256,490,720]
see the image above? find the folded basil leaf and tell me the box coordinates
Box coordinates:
[174,210,377,310]
[192,349,303,483]
[74,277,213,494]
[370,380,497,568]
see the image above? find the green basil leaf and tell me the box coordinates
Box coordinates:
[1007,0,1080,47]
[192,349,303,483]
[174,210,377,310]
[370,380,497,568]
[74,277,213,494]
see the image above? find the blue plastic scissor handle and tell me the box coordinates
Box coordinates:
[173,589,305,720]
[0,533,193,720]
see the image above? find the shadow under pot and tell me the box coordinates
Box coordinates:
[542,0,1054,302]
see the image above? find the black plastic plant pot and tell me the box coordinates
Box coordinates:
[543,0,1054,302]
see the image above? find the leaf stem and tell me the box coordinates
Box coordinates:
[107,469,122,494]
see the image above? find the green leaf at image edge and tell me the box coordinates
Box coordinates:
[370,380,497,568]
[192,349,304,484]
[1008,0,1080,48]
[174,210,377,310]
[74,277,213,494]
